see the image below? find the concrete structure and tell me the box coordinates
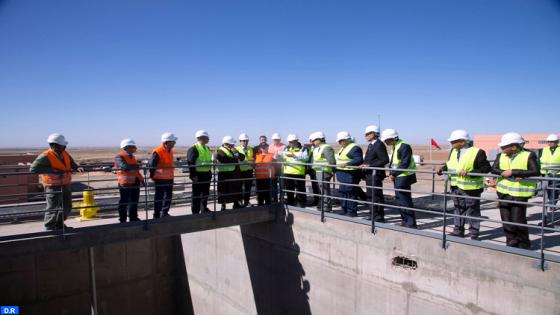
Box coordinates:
[0,155,41,205]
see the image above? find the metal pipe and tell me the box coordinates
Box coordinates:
[88,246,98,315]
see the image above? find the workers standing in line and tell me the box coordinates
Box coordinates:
[335,131,364,217]
[381,129,418,228]
[187,130,213,214]
[149,132,178,218]
[361,126,389,222]
[216,136,245,210]
[237,133,255,207]
[492,132,539,249]
[309,132,336,212]
[268,133,285,203]
[30,133,84,230]
[539,134,560,217]
[282,134,309,207]
[436,130,491,239]
[255,143,275,206]
[114,139,144,223]
[305,135,321,207]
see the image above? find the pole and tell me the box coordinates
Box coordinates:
[89,247,98,315]
[442,176,449,249]
[540,179,548,271]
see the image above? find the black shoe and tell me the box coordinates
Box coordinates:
[469,234,479,241]
[346,212,358,217]
[130,217,140,222]
[153,213,160,219]
[203,208,211,213]
[162,213,171,217]
[296,202,306,208]
[233,203,242,209]
[221,204,227,211]
[450,230,465,237]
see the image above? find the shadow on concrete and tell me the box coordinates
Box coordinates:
[240,209,311,315]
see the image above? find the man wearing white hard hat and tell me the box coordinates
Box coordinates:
[215,136,245,210]
[114,139,144,223]
[436,130,491,239]
[309,131,336,211]
[187,130,213,214]
[491,132,539,249]
[539,134,560,214]
[236,133,255,207]
[335,131,364,217]
[282,134,310,207]
[361,125,390,222]
[30,133,83,230]
[148,132,178,218]
[381,128,417,228]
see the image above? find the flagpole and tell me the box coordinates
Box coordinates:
[429,138,433,162]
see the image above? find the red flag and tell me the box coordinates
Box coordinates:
[431,138,441,150]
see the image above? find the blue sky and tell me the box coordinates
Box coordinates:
[0,0,559,147]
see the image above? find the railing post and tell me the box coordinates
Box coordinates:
[441,176,449,249]
[540,179,548,271]
[320,165,325,223]
[431,165,436,201]
[212,161,217,219]
[89,246,98,315]
[143,167,149,230]
[371,168,376,235]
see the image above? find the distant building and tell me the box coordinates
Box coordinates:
[0,155,41,205]
[474,133,551,160]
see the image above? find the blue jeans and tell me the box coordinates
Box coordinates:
[336,171,360,214]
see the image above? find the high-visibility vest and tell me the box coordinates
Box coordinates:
[540,147,560,175]
[336,143,359,171]
[115,151,144,185]
[283,147,307,175]
[389,140,416,177]
[236,146,254,172]
[152,145,174,180]
[40,149,72,187]
[446,147,484,190]
[312,144,333,173]
[194,143,212,173]
[217,147,236,172]
[255,152,275,179]
[496,150,537,198]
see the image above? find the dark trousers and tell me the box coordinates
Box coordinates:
[498,193,530,249]
[336,171,360,214]
[240,170,254,205]
[118,184,140,222]
[192,171,211,214]
[284,174,306,206]
[395,177,416,227]
[309,171,320,203]
[546,178,559,206]
[451,187,481,236]
[154,180,173,218]
[256,178,272,205]
[366,174,385,221]
[44,185,72,229]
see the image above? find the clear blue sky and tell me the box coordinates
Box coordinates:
[1,0,559,147]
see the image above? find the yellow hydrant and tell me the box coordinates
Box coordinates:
[74,189,100,221]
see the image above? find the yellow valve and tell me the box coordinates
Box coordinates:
[75,189,100,221]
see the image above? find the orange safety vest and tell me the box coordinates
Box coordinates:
[115,151,144,185]
[152,145,174,180]
[41,149,72,187]
[255,152,275,179]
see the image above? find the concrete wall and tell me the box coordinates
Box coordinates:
[181,210,560,315]
[0,236,193,315]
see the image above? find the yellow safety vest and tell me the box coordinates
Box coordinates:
[446,147,484,190]
[496,150,537,198]
[390,140,416,177]
[312,144,333,173]
[540,147,560,175]
[283,147,307,175]
[217,147,236,173]
[236,146,254,172]
[194,143,212,172]
[336,143,359,171]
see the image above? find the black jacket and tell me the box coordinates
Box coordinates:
[364,140,389,179]
[491,150,540,177]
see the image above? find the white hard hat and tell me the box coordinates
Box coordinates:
[364,125,380,134]
[447,129,470,142]
[498,132,525,147]
[238,133,249,141]
[286,134,299,142]
[546,134,559,142]
[309,131,325,141]
[195,130,209,138]
[380,129,399,141]
[120,138,137,149]
[271,133,281,140]
[161,132,178,143]
[222,136,236,145]
[47,133,68,146]
[336,131,351,142]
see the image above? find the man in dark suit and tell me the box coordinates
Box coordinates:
[361,125,390,222]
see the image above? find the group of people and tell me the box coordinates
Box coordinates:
[30,129,560,250]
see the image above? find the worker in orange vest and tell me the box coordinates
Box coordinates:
[148,132,178,218]
[255,144,275,205]
[30,133,83,230]
[115,138,145,223]
[268,133,285,203]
